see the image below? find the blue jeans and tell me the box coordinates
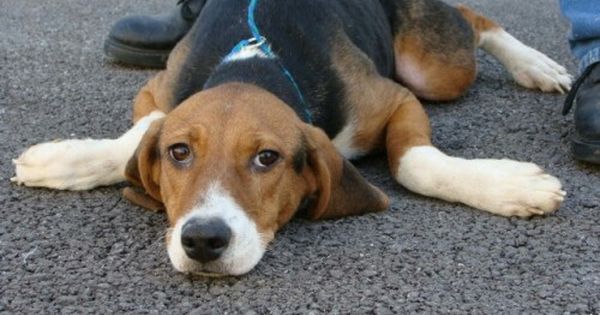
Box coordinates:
[560,0,600,73]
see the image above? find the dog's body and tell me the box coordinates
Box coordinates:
[13,0,572,275]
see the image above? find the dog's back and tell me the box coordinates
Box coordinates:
[169,0,395,136]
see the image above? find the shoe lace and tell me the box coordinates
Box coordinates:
[563,61,600,115]
[177,0,198,21]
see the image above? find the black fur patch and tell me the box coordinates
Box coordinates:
[294,193,318,218]
[292,140,307,174]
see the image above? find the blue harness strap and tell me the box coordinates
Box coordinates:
[224,0,313,123]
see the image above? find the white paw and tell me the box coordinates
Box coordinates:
[11,111,165,191]
[397,147,565,218]
[461,159,566,218]
[11,139,125,190]
[508,46,573,94]
[481,29,573,94]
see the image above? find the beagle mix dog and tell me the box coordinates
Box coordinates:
[12,0,571,276]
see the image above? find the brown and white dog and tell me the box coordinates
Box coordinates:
[12,0,572,276]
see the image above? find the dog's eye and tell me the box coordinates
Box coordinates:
[253,150,280,170]
[169,143,193,164]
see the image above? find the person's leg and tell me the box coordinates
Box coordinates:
[560,0,600,72]
[104,0,205,68]
[560,0,600,164]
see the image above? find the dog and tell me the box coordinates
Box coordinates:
[12,0,572,276]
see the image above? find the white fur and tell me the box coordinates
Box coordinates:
[480,28,572,93]
[167,183,268,276]
[332,122,365,159]
[223,44,271,62]
[11,111,165,190]
[396,146,566,218]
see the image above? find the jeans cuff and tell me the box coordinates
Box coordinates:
[580,47,600,73]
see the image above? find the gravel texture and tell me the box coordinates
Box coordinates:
[1,0,599,313]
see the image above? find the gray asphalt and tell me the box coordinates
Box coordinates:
[1,0,599,314]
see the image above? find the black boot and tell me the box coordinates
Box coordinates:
[563,62,600,164]
[104,0,205,68]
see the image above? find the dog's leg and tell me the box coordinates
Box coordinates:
[392,0,478,101]
[458,5,572,93]
[11,111,165,190]
[386,88,565,217]
[392,0,571,97]
[11,30,189,191]
[11,57,177,191]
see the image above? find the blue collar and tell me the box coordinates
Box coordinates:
[222,0,313,123]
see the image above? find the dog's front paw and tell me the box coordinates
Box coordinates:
[11,139,125,190]
[467,159,566,218]
[508,46,572,94]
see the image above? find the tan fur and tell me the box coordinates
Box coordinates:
[456,4,500,44]
[132,72,169,122]
[329,32,434,166]
[303,125,389,220]
[122,187,164,212]
[330,33,401,153]
[132,37,191,122]
[125,119,164,203]
[384,91,432,173]
[394,34,477,101]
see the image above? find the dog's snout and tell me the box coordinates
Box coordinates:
[181,218,232,263]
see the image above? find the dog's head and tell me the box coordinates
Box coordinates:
[125,83,389,275]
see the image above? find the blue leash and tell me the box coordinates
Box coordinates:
[223,0,313,123]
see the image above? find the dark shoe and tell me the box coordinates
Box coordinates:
[563,62,600,164]
[104,0,205,68]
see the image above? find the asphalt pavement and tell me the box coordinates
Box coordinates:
[1,0,599,313]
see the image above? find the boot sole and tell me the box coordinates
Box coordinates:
[573,137,600,164]
[104,37,171,69]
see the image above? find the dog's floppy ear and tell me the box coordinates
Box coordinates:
[302,125,389,220]
[124,119,165,211]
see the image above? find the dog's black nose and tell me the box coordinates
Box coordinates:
[181,218,232,263]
